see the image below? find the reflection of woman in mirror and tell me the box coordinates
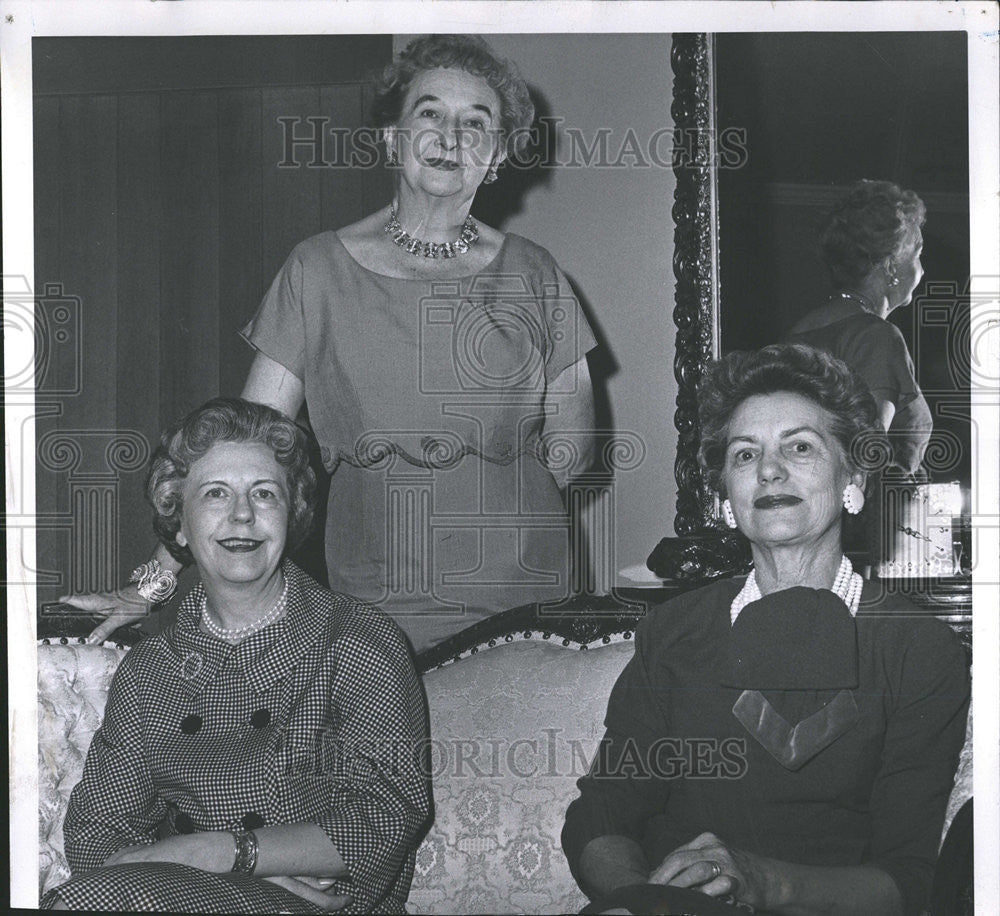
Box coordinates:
[562,346,968,916]
[787,180,931,475]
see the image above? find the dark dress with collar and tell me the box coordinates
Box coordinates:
[562,577,969,916]
[44,561,431,914]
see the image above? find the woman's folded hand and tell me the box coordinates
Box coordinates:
[649,831,767,908]
[265,876,352,912]
[58,583,152,644]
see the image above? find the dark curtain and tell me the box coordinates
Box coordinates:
[33,36,393,614]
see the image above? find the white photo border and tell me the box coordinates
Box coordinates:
[4,1,998,909]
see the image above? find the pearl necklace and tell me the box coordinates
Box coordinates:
[730,555,863,626]
[200,577,289,641]
[383,206,479,259]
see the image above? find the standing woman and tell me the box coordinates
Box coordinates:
[68,35,598,653]
[787,180,931,474]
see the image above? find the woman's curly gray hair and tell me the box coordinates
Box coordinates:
[820,179,926,288]
[146,398,316,564]
[371,34,535,160]
[697,344,887,497]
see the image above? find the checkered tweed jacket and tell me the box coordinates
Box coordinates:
[59,560,430,913]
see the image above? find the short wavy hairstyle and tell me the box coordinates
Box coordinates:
[820,180,927,288]
[371,34,535,160]
[698,343,887,498]
[146,398,317,565]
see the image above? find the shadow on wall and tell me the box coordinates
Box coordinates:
[473,84,556,227]
[474,86,621,485]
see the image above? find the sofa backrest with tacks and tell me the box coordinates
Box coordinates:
[38,631,972,914]
[408,635,635,914]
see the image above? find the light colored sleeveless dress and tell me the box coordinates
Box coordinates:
[242,231,597,651]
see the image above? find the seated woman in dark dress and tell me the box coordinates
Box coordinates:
[562,344,968,916]
[787,180,931,474]
[43,399,431,913]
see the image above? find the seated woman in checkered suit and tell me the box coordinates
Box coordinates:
[43,398,431,914]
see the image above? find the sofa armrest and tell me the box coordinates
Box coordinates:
[931,798,973,916]
[37,639,131,895]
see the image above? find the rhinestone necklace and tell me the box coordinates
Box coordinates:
[201,577,288,641]
[730,555,862,626]
[383,206,479,259]
[831,291,877,314]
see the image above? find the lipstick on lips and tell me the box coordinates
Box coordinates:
[217,538,264,552]
[422,155,461,170]
[753,494,803,509]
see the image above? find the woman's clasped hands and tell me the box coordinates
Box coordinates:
[264,877,352,913]
[102,836,352,913]
[649,832,766,909]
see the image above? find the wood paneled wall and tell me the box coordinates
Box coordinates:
[33,37,392,606]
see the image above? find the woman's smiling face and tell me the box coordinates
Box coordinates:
[722,391,858,548]
[175,441,289,586]
[391,67,503,198]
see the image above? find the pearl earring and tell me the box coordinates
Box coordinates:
[843,483,865,515]
[722,499,738,529]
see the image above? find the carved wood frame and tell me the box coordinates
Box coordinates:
[671,33,722,535]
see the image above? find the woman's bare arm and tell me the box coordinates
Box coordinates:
[241,351,306,419]
[541,356,597,491]
[875,395,896,434]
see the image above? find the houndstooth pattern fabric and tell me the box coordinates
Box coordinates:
[42,862,327,913]
[46,560,430,914]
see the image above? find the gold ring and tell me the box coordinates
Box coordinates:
[709,861,722,880]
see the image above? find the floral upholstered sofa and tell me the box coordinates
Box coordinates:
[38,594,972,914]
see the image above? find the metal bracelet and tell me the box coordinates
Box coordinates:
[230,826,259,876]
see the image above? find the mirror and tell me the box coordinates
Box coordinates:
[671,32,971,581]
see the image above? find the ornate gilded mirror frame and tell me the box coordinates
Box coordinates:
[662,35,970,626]
[671,33,721,536]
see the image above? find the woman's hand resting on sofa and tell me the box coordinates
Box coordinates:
[59,582,152,644]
